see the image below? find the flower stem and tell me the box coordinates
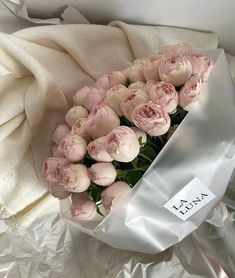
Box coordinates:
[138,153,153,163]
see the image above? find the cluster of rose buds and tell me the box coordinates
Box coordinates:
[42,42,214,221]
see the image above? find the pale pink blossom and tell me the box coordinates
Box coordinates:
[105,84,128,116]
[52,144,64,158]
[87,136,113,162]
[107,126,140,162]
[132,102,171,136]
[142,55,163,81]
[122,64,145,83]
[101,181,131,212]
[85,103,120,138]
[187,54,214,81]
[160,42,193,56]
[95,71,126,90]
[58,134,87,162]
[88,163,116,186]
[61,164,90,192]
[149,81,178,113]
[42,157,69,182]
[130,127,147,145]
[84,87,106,112]
[65,106,89,127]
[120,88,149,122]
[73,86,91,107]
[159,55,192,86]
[70,192,96,220]
[179,75,205,111]
[52,124,70,145]
[70,118,88,138]
[48,182,71,200]
[145,80,158,93]
[128,81,146,90]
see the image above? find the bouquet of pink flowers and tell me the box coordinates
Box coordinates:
[42,42,215,221]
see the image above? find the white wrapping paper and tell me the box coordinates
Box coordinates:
[61,49,235,254]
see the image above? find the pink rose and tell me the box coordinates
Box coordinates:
[149,81,178,113]
[128,81,145,90]
[120,88,149,121]
[187,54,214,81]
[52,124,70,145]
[48,182,71,200]
[159,55,192,86]
[130,127,147,145]
[70,118,88,138]
[61,164,90,192]
[42,157,69,182]
[85,103,120,138]
[70,192,96,221]
[109,71,127,87]
[84,87,106,112]
[88,162,116,186]
[52,144,64,158]
[145,80,158,93]
[101,181,131,212]
[160,42,193,56]
[95,71,126,90]
[132,102,171,136]
[107,126,140,162]
[142,55,163,81]
[65,106,89,127]
[105,84,128,116]
[58,134,87,162]
[179,75,205,111]
[73,86,91,107]
[122,64,145,83]
[87,136,113,162]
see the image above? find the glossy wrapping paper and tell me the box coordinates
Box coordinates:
[1,48,235,277]
[60,49,235,255]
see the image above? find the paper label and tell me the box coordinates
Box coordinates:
[164,178,216,221]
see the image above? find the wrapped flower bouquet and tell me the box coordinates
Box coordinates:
[42,42,235,254]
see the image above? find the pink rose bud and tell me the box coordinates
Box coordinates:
[179,75,205,111]
[88,162,117,186]
[61,164,90,192]
[65,106,89,127]
[160,42,193,56]
[95,71,127,90]
[120,88,149,122]
[149,81,178,113]
[48,182,71,200]
[145,80,158,93]
[188,54,214,81]
[52,124,70,145]
[159,55,192,86]
[130,127,147,145]
[42,157,70,182]
[122,64,145,83]
[70,192,96,221]
[85,103,120,138]
[105,84,128,116]
[84,87,106,112]
[142,55,163,81]
[73,86,91,107]
[128,81,146,90]
[52,144,64,158]
[132,102,171,136]
[109,71,127,88]
[87,136,113,162]
[70,118,88,138]
[101,181,131,212]
[58,134,87,162]
[107,126,140,162]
